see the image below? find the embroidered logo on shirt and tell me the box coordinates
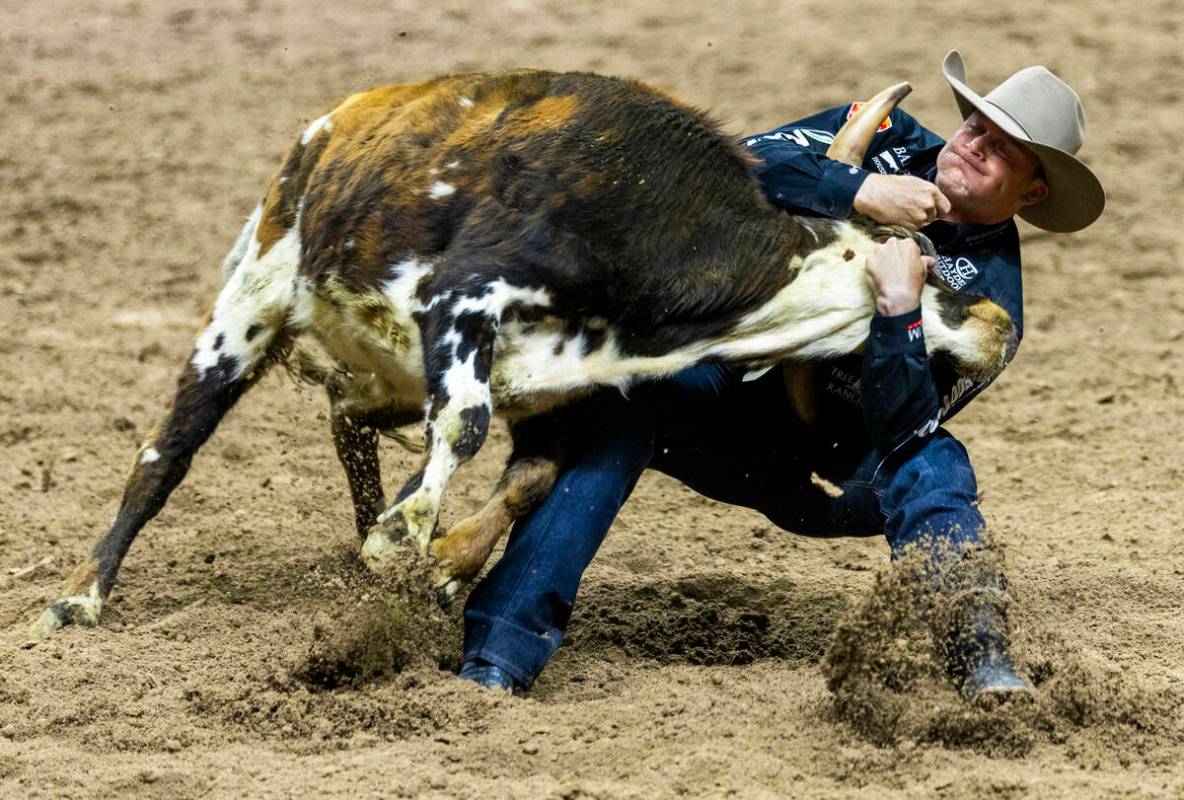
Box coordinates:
[744,128,836,148]
[934,255,979,290]
[914,376,977,437]
[871,147,913,175]
[822,365,861,405]
[847,102,893,132]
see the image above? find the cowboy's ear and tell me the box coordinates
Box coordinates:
[1020,176,1049,207]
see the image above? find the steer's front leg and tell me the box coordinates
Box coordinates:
[431,415,564,603]
[361,304,497,571]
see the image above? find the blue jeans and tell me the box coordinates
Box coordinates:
[462,364,985,686]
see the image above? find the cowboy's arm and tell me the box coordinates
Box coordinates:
[861,239,1014,453]
[743,105,945,224]
[742,104,870,218]
[859,239,944,452]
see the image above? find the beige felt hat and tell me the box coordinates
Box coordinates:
[941,50,1105,233]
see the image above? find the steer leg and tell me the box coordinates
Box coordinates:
[30,312,293,641]
[29,206,305,641]
[361,308,497,570]
[431,415,563,603]
[328,394,422,539]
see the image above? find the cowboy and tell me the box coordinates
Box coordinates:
[456,51,1105,700]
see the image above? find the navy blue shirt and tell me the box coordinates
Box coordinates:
[741,104,1024,458]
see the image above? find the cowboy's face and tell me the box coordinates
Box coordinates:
[936,111,1048,225]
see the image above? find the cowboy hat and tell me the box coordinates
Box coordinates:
[941,50,1105,233]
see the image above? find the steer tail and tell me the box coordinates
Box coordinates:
[30,200,306,641]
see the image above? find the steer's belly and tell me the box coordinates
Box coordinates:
[301,220,883,418]
[303,283,430,413]
[490,318,620,415]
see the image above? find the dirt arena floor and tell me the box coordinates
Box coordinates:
[3,0,1183,797]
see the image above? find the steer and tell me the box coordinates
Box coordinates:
[31,69,1015,639]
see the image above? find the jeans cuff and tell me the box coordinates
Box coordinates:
[463,610,563,687]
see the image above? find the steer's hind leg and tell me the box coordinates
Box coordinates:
[30,321,291,639]
[328,391,422,539]
[30,225,302,641]
[361,309,497,570]
[431,415,563,604]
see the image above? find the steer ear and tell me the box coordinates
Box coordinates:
[825,81,912,166]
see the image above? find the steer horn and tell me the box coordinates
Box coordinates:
[786,82,911,430]
[826,81,912,165]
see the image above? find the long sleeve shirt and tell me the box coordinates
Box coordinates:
[740,104,1025,458]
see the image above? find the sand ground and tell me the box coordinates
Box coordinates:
[2,0,1183,797]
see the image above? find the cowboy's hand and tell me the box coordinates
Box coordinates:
[865,237,934,316]
[853,174,952,230]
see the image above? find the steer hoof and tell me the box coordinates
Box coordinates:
[27,595,103,644]
[433,576,463,609]
[361,531,401,573]
[361,508,413,572]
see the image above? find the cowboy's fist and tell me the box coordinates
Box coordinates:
[853,174,951,230]
[865,237,934,316]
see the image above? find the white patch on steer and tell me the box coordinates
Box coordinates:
[444,160,460,170]
[442,348,488,409]
[288,276,318,332]
[192,204,304,381]
[494,321,629,403]
[424,290,454,312]
[711,225,876,363]
[429,181,456,199]
[301,114,333,145]
[459,97,474,108]
[916,284,1005,371]
[380,257,435,310]
[139,447,161,465]
[220,204,262,285]
[453,279,551,317]
[61,580,103,620]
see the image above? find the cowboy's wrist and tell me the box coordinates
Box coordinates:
[853,176,892,217]
[874,289,921,316]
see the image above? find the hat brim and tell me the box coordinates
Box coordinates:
[941,50,1105,233]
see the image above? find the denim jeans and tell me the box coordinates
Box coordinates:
[462,364,985,686]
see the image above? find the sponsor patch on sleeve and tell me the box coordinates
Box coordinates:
[846,102,893,132]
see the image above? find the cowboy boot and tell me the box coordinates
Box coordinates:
[458,659,523,694]
[937,585,1032,703]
